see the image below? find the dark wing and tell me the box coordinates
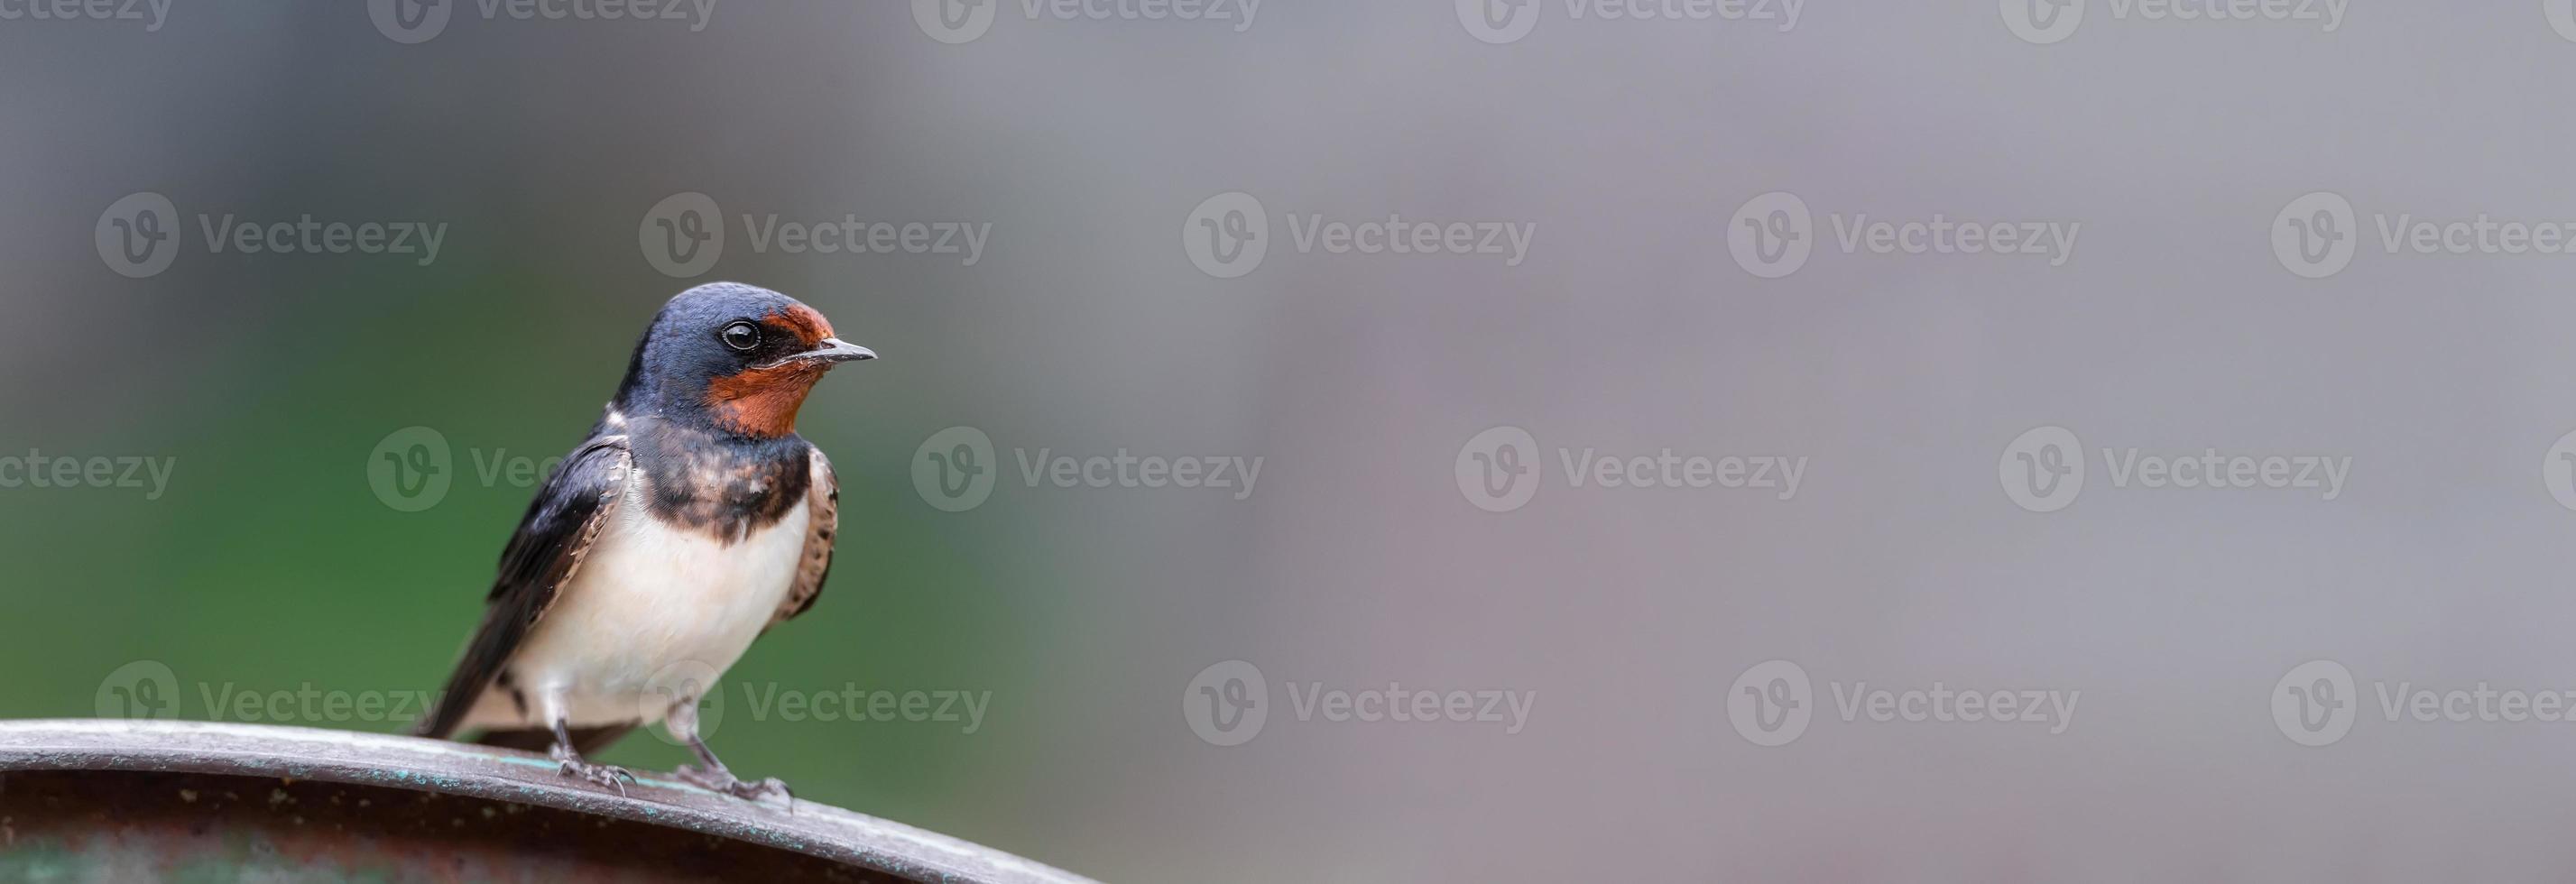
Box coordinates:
[767,444,837,631]
[415,436,632,740]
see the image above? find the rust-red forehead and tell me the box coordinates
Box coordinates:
[764,305,834,345]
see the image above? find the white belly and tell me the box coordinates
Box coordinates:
[464,479,808,730]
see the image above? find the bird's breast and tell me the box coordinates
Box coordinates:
[503,474,809,723]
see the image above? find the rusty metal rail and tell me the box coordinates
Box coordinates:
[0,719,1098,884]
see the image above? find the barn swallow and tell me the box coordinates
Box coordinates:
[416,281,873,800]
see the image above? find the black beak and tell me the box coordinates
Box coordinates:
[797,337,876,364]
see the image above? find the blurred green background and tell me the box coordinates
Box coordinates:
[0,231,1090,837]
[0,5,1194,876]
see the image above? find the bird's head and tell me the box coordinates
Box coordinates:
[614,282,875,438]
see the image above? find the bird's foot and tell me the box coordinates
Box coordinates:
[676,763,792,804]
[556,758,639,797]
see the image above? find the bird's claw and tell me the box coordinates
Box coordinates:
[675,763,793,804]
[559,759,638,797]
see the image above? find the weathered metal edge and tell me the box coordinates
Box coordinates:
[0,719,1099,884]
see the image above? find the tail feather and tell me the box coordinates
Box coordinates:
[411,670,491,741]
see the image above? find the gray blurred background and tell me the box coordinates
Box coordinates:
[6,1,2576,880]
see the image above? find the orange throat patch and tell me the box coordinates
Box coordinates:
[706,362,826,437]
[706,304,840,437]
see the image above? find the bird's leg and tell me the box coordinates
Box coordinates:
[544,692,635,797]
[667,693,792,803]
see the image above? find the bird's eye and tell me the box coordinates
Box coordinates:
[720,321,762,352]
